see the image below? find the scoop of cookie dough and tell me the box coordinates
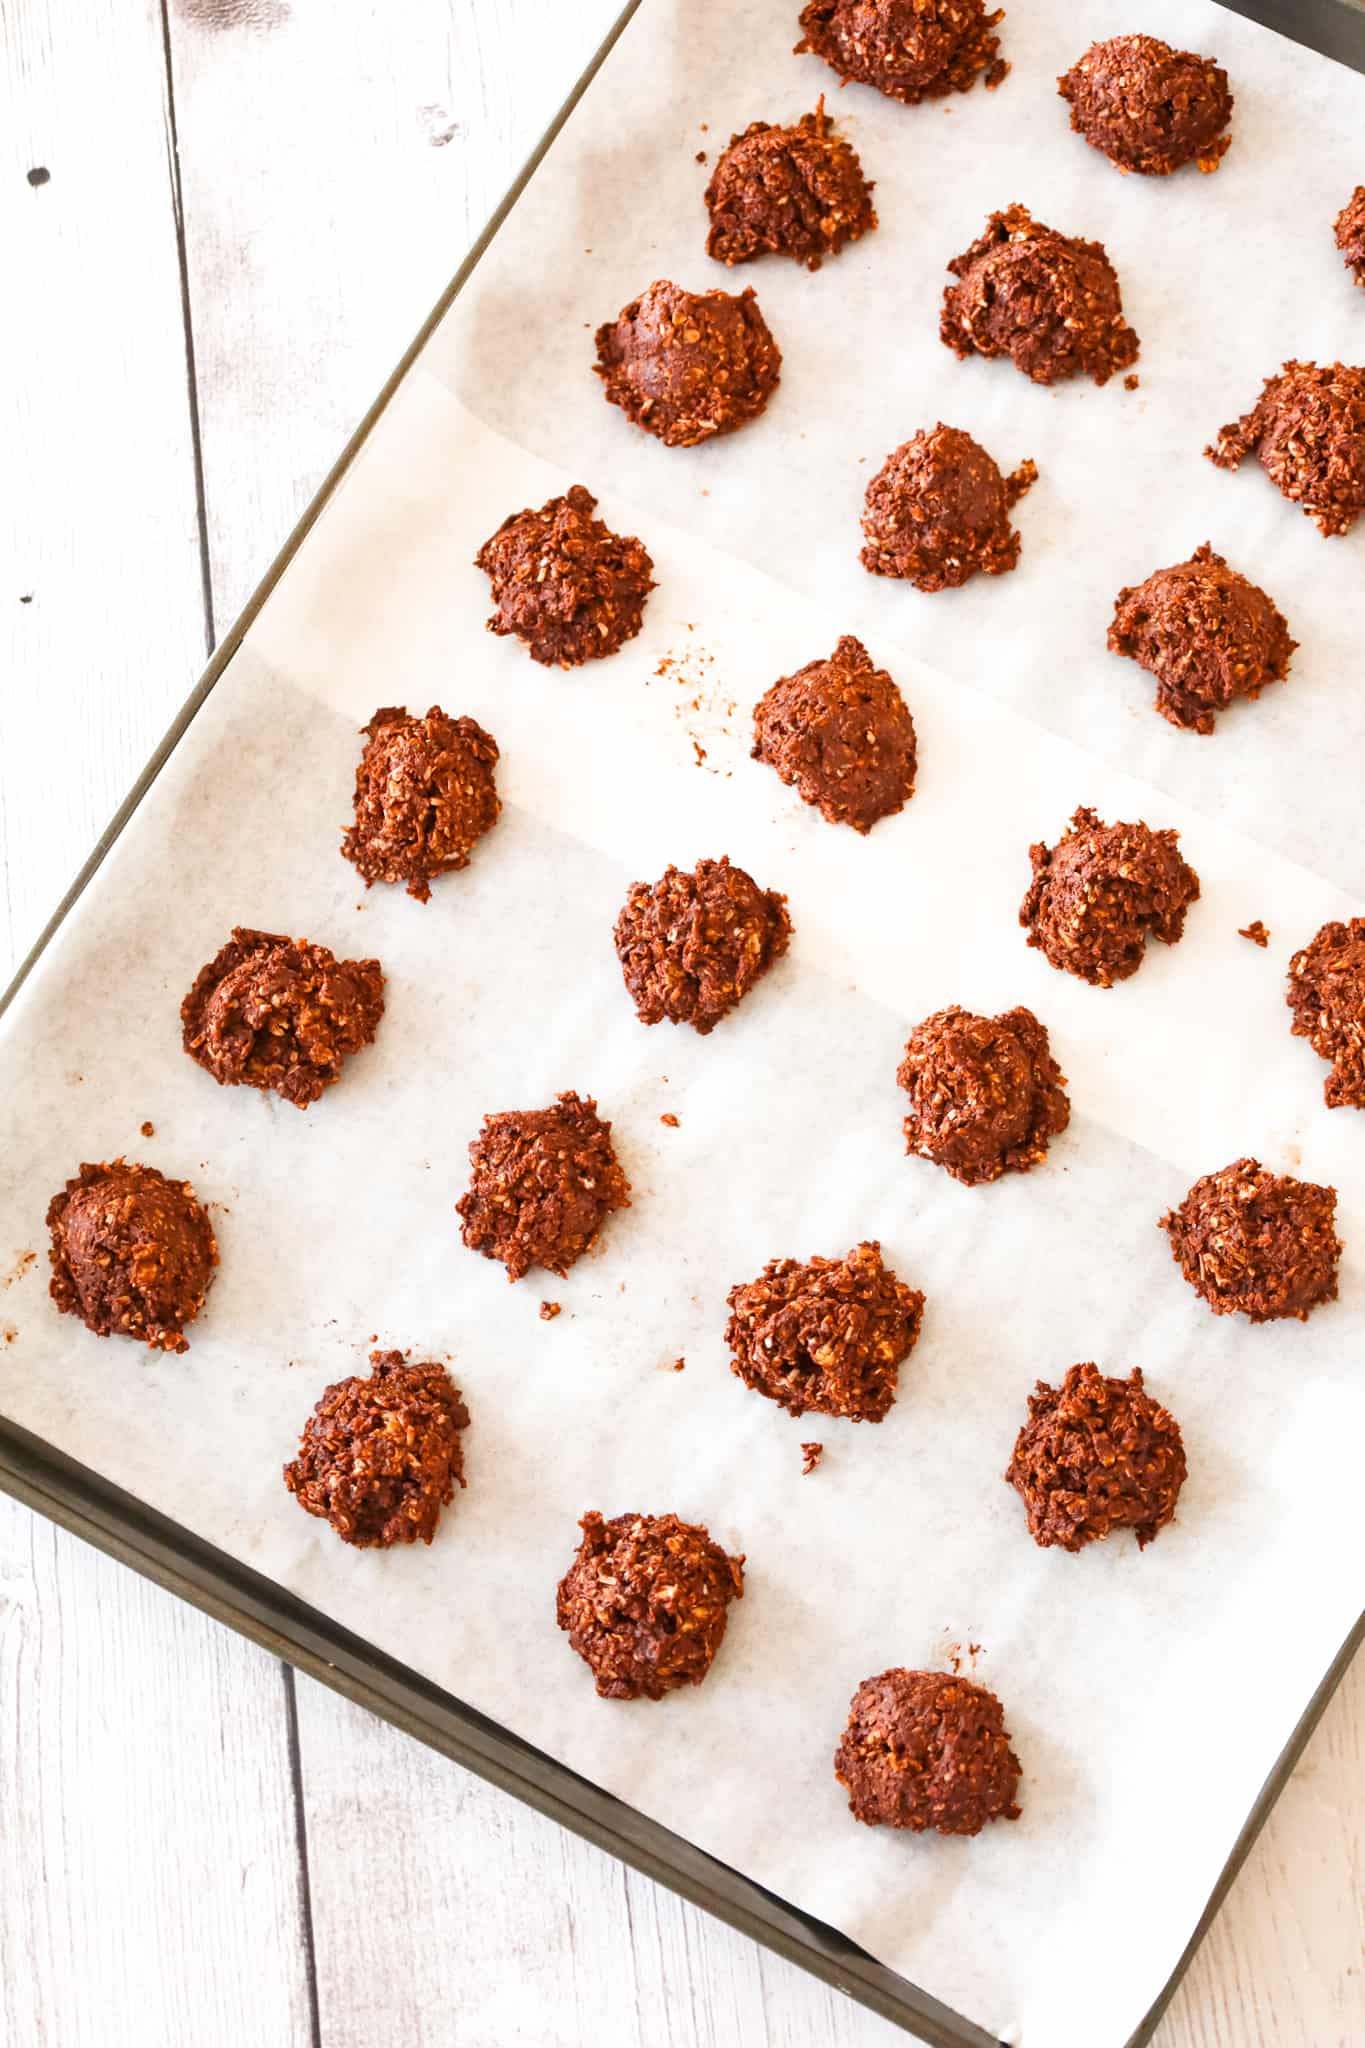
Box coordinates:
[1288,918,1365,1109]
[1058,34,1232,176]
[860,425,1036,591]
[725,1240,923,1421]
[752,636,916,833]
[834,1669,1021,1833]
[1020,807,1200,988]
[1337,187,1365,291]
[705,100,876,271]
[46,1158,218,1354]
[1108,543,1296,735]
[1006,1362,1186,1552]
[1206,361,1365,537]
[940,203,1139,387]
[556,1510,745,1700]
[475,485,654,669]
[594,280,781,447]
[898,1005,1069,1186]
[284,1351,469,1548]
[456,1090,631,1283]
[342,704,500,902]
[1160,1158,1341,1323]
[181,927,384,1109]
[795,0,1006,105]
[614,856,791,1034]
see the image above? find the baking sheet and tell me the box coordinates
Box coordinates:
[1,3,1363,2044]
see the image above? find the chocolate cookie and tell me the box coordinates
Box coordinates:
[475,485,655,668]
[898,1005,1069,1186]
[940,203,1139,387]
[1058,34,1232,176]
[46,1159,218,1354]
[284,1351,469,1548]
[614,857,791,1034]
[1019,807,1201,988]
[1006,1362,1187,1552]
[795,0,1006,106]
[556,1510,745,1700]
[1160,1159,1341,1323]
[705,100,876,271]
[1337,187,1365,291]
[1108,543,1296,735]
[456,1090,630,1282]
[594,280,781,447]
[181,928,384,1109]
[341,704,500,902]
[1288,919,1365,1109]
[860,425,1036,591]
[834,1669,1021,1834]
[752,636,916,832]
[1206,361,1365,537]
[725,1240,924,1421]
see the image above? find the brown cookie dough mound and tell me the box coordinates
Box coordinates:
[1006,1363,1186,1552]
[705,100,876,271]
[341,705,500,902]
[1206,362,1365,538]
[752,636,916,833]
[556,1510,744,1700]
[898,1005,1069,1186]
[860,425,1036,591]
[1160,1159,1341,1323]
[1108,543,1296,735]
[1288,919,1365,1109]
[284,1350,469,1549]
[940,203,1139,388]
[1020,807,1200,988]
[46,1159,218,1354]
[795,0,1006,106]
[475,486,654,668]
[835,1669,1021,1833]
[1058,34,1232,176]
[594,280,781,448]
[181,928,384,1109]
[1337,187,1365,290]
[725,1240,924,1422]
[457,1090,630,1283]
[614,856,791,1034]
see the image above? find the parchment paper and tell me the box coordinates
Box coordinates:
[2,5,1363,2044]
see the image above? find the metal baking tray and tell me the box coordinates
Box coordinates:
[3,4,1363,2042]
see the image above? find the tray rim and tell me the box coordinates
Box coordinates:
[3,2,1364,2043]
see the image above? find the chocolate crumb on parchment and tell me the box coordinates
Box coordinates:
[1239,920,1270,948]
[726,1241,924,1421]
[1288,919,1365,1108]
[47,1159,218,1354]
[1206,362,1365,537]
[595,280,781,447]
[539,1301,562,1322]
[1160,1158,1341,1322]
[705,99,876,271]
[1337,187,1365,290]
[801,1441,824,1474]
[834,1668,1021,1833]
[940,203,1138,387]
[283,1350,469,1548]
[795,0,1007,106]
[753,635,917,832]
[1006,1362,1187,1551]
[898,1006,1069,1185]
[615,856,791,1034]
[181,927,384,1109]
[660,1111,680,1128]
[1108,543,1296,735]
[1020,807,1200,987]
[475,486,654,667]
[342,705,500,901]
[556,1510,744,1700]
[1058,34,1232,176]
[457,1091,631,1283]
[860,426,1036,591]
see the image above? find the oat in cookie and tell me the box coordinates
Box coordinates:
[1288,919,1365,1109]
[795,0,1007,105]
[556,1510,744,1700]
[1006,1363,1186,1552]
[342,705,499,901]
[594,280,781,447]
[940,203,1138,387]
[457,1091,630,1283]
[1058,35,1232,176]
[1020,807,1200,988]
[898,1006,1069,1186]
[725,1241,923,1422]
[860,426,1036,591]
[1206,362,1365,537]
[46,1159,217,1354]
[835,1669,1021,1833]
[614,856,791,1034]
[181,928,384,1109]
[475,486,654,668]
[705,99,876,271]
[1335,187,1365,291]
[1160,1158,1341,1323]
[1108,543,1296,734]
[284,1351,469,1548]
[753,636,916,832]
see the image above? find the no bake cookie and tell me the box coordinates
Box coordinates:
[752,636,916,832]
[181,927,384,1109]
[705,101,876,270]
[1160,1159,1341,1323]
[898,1005,1069,1186]
[342,704,500,901]
[47,1158,218,1354]
[1058,34,1232,176]
[594,281,781,447]
[475,486,655,667]
[725,1240,924,1422]
[1020,807,1200,987]
[284,1350,469,1548]
[1006,1362,1186,1552]
[835,1668,1021,1833]
[457,1091,631,1282]
[1108,543,1296,734]
[795,0,1006,105]
[860,425,1036,590]
[614,857,791,1034]
[556,1510,745,1700]
[940,203,1138,387]
[1206,362,1365,537]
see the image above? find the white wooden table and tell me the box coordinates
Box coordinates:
[2,5,1361,2043]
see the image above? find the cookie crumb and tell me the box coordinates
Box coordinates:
[696,149,707,164]
[1124,374,1140,391]
[540,1301,562,1321]
[140,1120,155,1138]
[660,1112,680,1127]
[801,1440,824,1474]
[673,1356,686,1371]
[1239,919,1270,947]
